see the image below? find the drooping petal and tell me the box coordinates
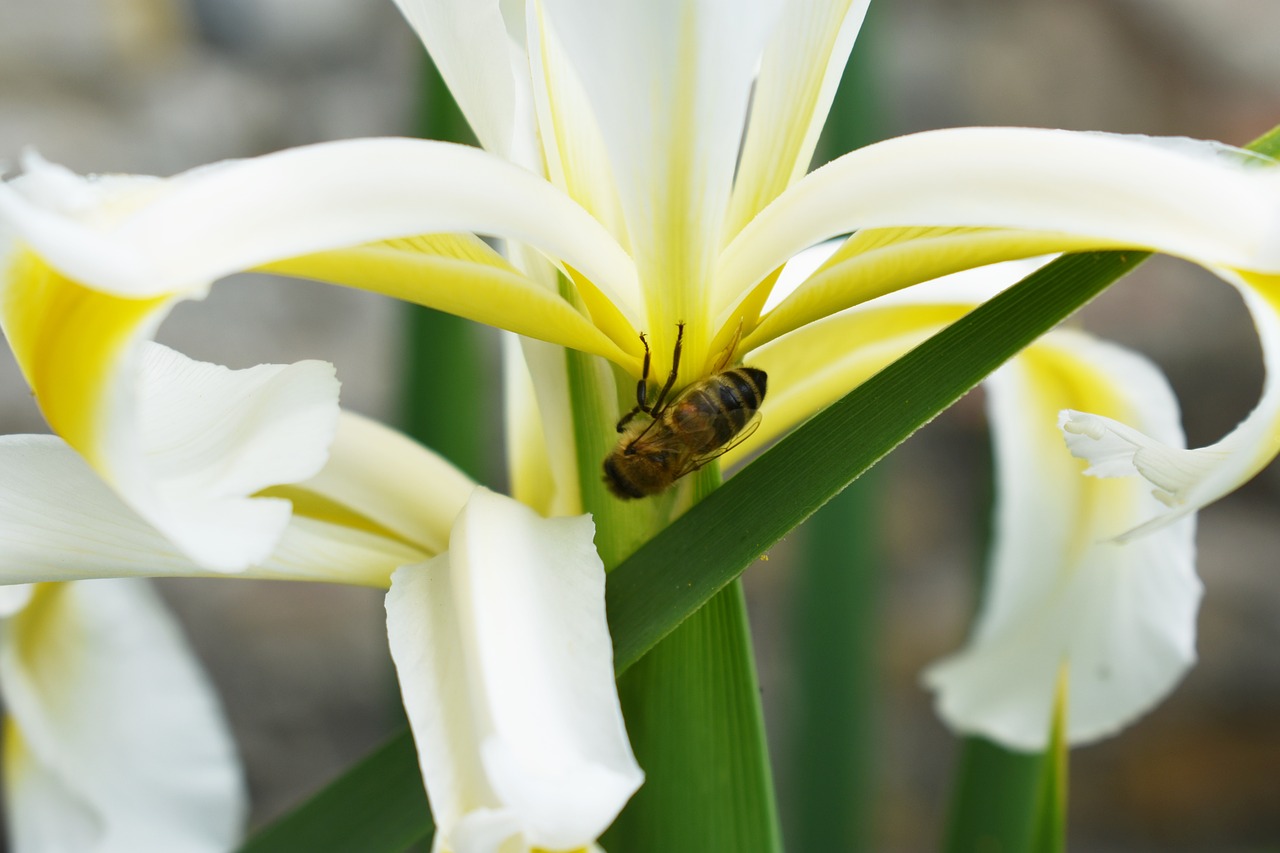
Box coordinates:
[386,487,641,852]
[723,0,872,238]
[717,128,1280,304]
[0,139,642,328]
[0,435,421,588]
[2,162,347,570]
[128,344,340,570]
[0,580,246,852]
[923,331,1200,750]
[541,0,784,376]
[1060,270,1280,538]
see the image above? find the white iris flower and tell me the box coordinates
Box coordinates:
[2,0,1280,849]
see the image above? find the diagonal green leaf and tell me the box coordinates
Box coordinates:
[237,732,432,853]
[606,247,1145,673]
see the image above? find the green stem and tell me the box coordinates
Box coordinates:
[563,322,781,851]
[604,576,782,853]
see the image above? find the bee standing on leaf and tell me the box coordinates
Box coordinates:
[604,323,768,499]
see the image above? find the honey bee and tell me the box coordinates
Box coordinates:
[603,323,768,499]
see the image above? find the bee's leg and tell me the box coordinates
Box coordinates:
[616,332,652,432]
[649,322,685,414]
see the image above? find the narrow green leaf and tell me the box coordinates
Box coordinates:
[237,732,432,853]
[606,248,1145,673]
[1028,672,1071,853]
[942,737,1046,853]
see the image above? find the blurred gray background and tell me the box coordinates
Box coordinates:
[2,0,1280,850]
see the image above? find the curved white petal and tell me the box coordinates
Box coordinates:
[718,128,1280,300]
[0,140,640,321]
[386,487,641,852]
[541,0,783,372]
[1,208,341,571]
[0,435,421,588]
[1061,271,1280,537]
[390,0,527,158]
[0,580,246,852]
[299,410,475,555]
[923,331,1200,749]
[724,0,871,237]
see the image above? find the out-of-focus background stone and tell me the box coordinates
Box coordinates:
[2,0,1279,849]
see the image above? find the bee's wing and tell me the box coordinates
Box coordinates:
[678,414,762,478]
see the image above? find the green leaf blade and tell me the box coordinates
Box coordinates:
[608,249,1145,674]
[237,732,431,853]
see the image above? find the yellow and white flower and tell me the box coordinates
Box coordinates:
[1,0,1279,843]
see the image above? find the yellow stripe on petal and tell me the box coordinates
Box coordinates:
[719,128,1280,307]
[259,240,636,367]
[529,0,631,248]
[738,226,1116,351]
[724,0,870,239]
[1,245,172,466]
[728,301,971,464]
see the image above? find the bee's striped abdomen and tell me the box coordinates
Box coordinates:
[671,367,768,454]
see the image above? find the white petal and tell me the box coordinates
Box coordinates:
[525,0,630,244]
[1060,270,1280,536]
[923,331,1201,749]
[390,0,526,157]
[1,140,640,320]
[299,410,475,555]
[541,0,783,366]
[0,435,421,587]
[724,0,872,236]
[386,488,641,852]
[718,127,1280,300]
[0,580,246,852]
